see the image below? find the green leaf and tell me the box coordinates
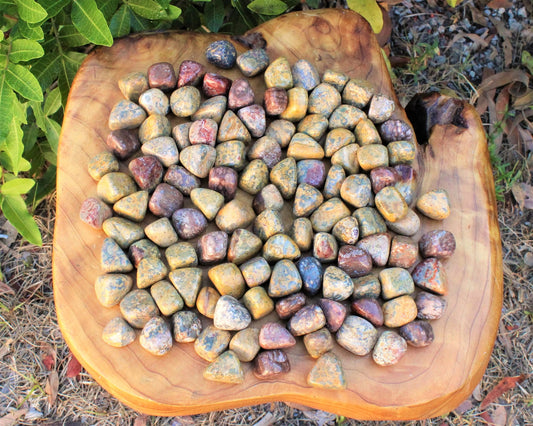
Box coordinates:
[446,0,463,6]
[1,194,42,245]
[96,0,119,20]
[0,77,15,141]
[165,5,181,20]
[14,0,48,24]
[109,5,131,38]
[247,0,287,16]
[9,39,44,62]
[182,5,201,30]
[1,117,25,175]
[129,9,151,32]
[522,51,533,75]
[72,0,113,47]
[22,122,40,152]
[43,87,61,116]
[126,0,166,20]
[5,62,43,101]
[30,100,46,131]
[305,0,319,8]
[41,0,70,18]
[31,53,60,90]
[58,25,90,47]
[44,117,61,153]
[231,0,258,29]
[205,0,224,32]
[27,165,56,209]
[346,0,383,34]
[1,178,35,195]
[15,20,44,40]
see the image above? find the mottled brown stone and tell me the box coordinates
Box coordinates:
[253,350,290,379]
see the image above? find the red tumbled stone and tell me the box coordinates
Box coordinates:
[264,87,288,115]
[128,156,163,191]
[149,183,184,217]
[370,167,399,194]
[317,298,347,332]
[237,104,266,138]
[419,230,456,259]
[337,245,373,277]
[189,118,218,146]
[275,292,306,320]
[203,73,231,97]
[177,60,204,87]
[228,78,255,110]
[197,231,228,264]
[388,235,418,268]
[147,62,176,91]
[80,197,112,229]
[209,166,238,201]
[351,298,383,326]
[106,129,140,160]
[253,349,290,379]
[259,322,296,349]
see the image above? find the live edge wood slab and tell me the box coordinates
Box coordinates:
[53,9,503,420]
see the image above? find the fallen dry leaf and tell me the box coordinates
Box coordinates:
[473,383,484,401]
[301,409,336,426]
[0,408,28,426]
[66,353,82,378]
[487,0,513,9]
[253,412,276,426]
[40,342,56,371]
[0,338,13,359]
[480,411,494,424]
[491,405,508,425]
[45,370,59,406]
[480,374,529,410]
[511,183,533,210]
[133,414,148,426]
[170,415,196,426]
[454,398,474,414]
[473,70,530,104]
[0,281,15,295]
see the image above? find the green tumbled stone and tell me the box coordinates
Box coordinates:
[386,209,420,236]
[108,100,147,130]
[102,317,136,348]
[310,198,351,232]
[336,315,378,356]
[388,141,416,165]
[323,165,346,199]
[297,114,328,141]
[192,95,227,123]
[292,59,320,90]
[190,188,224,221]
[214,295,252,330]
[141,136,179,167]
[237,48,270,77]
[239,159,269,195]
[170,86,201,117]
[323,266,354,301]
[216,199,256,233]
[382,295,418,328]
[307,352,346,390]
[101,238,133,273]
[227,229,263,265]
[203,350,244,384]
[150,280,184,316]
[264,57,293,89]
[303,328,334,358]
[269,259,302,297]
[322,69,349,92]
[139,88,169,116]
[172,311,202,343]
[165,242,198,269]
[289,217,313,252]
[279,87,308,122]
[95,274,133,307]
[342,79,373,108]
[368,94,395,124]
[102,217,144,249]
[330,144,359,175]
[240,257,271,288]
[129,239,161,268]
[196,287,220,319]
[215,140,246,170]
[375,186,408,223]
[172,122,191,150]
[263,234,301,262]
[357,144,389,171]
[144,217,178,248]
[324,128,355,157]
[340,174,372,209]
[353,274,381,299]
[416,189,451,220]
[118,72,149,103]
[88,152,119,181]
[328,104,365,130]
[265,119,295,148]
[379,267,414,300]
[169,267,202,307]
[308,83,341,118]
[287,133,324,160]
[140,317,172,356]
[230,328,260,362]
[137,257,168,289]
[243,287,274,320]
[332,216,359,245]
[247,136,282,169]
[218,110,252,143]
[293,183,323,217]
[138,114,171,143]
[120,289,159,328]
[97,172,137,204]
[194,325,231,362]
[180,144,216,178]
[270,157,297,199]
[254,209,284,241]
[112,191,149,222]
[353,207,387,238]
[208,263,246,299]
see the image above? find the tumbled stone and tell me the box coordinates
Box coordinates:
[310,198,350,232]
[368,95,395,123]
[139,317,172,356]
[288,305,326,336]
[206,40,237,68]
[228,78,255,110]
[237,104,266,138]
[253,184,284,214]
[106,129,141,160]
[352,298,384,327]
[142,137,179,168]
[209,166,239,201]
[399,321,434,347]
[137,257,168,289]
[216,199,255,233]
[129,239,160,268]
[313,232,338,263]
[148,184,183,218]
[239,159,269,195]
[188,118,218,146]
[218,110,251,143]
[370,167,399,194]
[254,209,284,241]
[275,292,306,320]
[307,352,346,390]
[382,295,418,328]
[323,69,349,92]
[102,317,136,348]
[288,217,313,252]
[308,83,341,118]
[389,236,418,268]
[170,86,201,117]
[165,242,198,270]
[108,100,147,130]
[264,57,293,89]
[227,229,263,265]
[164,165,200,196]
[318,298,347,332]
[240,256,271,288]
[324,128,355,157]
[270,157,297,199]
[171,208,207,240]
[119,72,149,102]
[353,207,387,238]
[264,88,288,116]
[216,140,246,170]
[379,119,413,143]
[196,286,220,319]
[192,95,227,122]
[303,328,334,358]
[332,216,359,245]
[265,119,295,148]
[204,351,244,384]
[202,72,231,97]
[80,197,112,229]
[237,48,269,76]
[411,258,448,295]
[139,114,171,143]
[120,289,158,328]
[354,118,381,145]
[394,164,418,205]
[230,328,260,362]
[144,216,179,247]
[128,156,163,191]
[375,186,408,223]
[329,104,365,130]
[388,141,416,165]
[322,266,353,301]
[95,274,132,307]
[139,88,169,116]
[287,133,324,160]
[113,190,149,222]
[323,165,346,199]
[337,245,372,278]
[353,275,381,299]
[190,188,224,221]
[197,231,228,264]
[296,160,325,189]
[289,59,318,90]
[177,60,205,87]
[356,233,391,267]
[357,144,389,171]
[419,230,456,259]
[180,145,217,179]
[293,183,323,217]
[263,234,301,262]
[279,87,308,122]
[386,209,420,236]
[247,137,281,170]
[340,174,371,208]
[194,325,231,362]
[148,62,176,91]
[372,331,407,366]
[214,295,251,330]
[269,259,302,297]
[168,267,202,307]
[337,315,378,356]
[259,322,295,349]
[243,287,274,320]
[88,151,119,181]
[253,349,290,379]
[172,122,191,150]
[172,311,202,343]
[97,172,137,204]
[101,238,133,273]
[331,144,360,175]
[416,291,447,320]
[208,263,246,299]
[342,79,373,108]
[151,280,184,316]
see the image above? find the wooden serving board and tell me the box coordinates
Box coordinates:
[53,9,503,420]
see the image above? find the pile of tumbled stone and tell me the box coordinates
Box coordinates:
[80,38,455,389]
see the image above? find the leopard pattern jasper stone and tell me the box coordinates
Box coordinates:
[88,45,457,387]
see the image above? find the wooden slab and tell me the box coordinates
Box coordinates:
[53,9,502,420]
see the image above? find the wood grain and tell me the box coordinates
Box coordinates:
[53,9,502,420]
